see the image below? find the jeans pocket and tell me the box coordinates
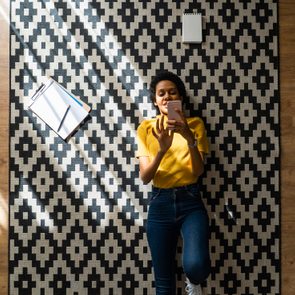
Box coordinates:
[186,185,200,199]
[149,189,161,204]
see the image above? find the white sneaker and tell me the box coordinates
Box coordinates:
[185,278,203,295]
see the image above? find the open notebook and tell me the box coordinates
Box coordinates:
[29,78,91,140]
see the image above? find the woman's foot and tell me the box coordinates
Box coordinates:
[185,278,203,295]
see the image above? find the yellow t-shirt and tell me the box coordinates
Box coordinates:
[136,116,209,188]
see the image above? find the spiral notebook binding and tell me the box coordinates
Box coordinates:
[183,12,201,16]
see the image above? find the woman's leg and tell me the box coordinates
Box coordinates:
[146,190,179,295]
[181,209,211,285]
[147,221,178,295]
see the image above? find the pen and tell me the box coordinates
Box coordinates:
[57,105,71,132]
[31,83,45,101]
[31,80,54,101]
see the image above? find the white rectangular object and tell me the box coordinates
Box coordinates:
[29,78,91,140]
[182,13,202,44]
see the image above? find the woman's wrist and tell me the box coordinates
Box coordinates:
[187,138,198,148]
[158,149,166,157]
[186,132,196,146]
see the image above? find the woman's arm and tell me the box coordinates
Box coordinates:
[139,152,165,184]
[167,111,205,178]
[187,138,205,178]
[139,115,174,184]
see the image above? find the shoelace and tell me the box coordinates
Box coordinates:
[185,280,202,295]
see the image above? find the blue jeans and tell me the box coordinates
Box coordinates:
[146,183,211,295]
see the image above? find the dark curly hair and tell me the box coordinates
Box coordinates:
[149,71,189,106]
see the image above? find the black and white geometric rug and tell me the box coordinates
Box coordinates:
[10,1,280,294]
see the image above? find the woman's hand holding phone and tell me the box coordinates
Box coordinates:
[167,100,195,144]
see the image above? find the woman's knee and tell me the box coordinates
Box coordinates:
[184,256,211,284]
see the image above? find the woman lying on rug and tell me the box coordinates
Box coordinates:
[136,71,211,295]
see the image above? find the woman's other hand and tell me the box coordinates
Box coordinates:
[152,115,174,154]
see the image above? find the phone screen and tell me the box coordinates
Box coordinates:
[167,100,182,121]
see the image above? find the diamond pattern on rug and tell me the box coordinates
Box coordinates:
[10,1,279,294]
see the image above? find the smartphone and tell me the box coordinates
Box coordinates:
[167,100,182,121]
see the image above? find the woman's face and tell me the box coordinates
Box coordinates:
[154,80,182,116]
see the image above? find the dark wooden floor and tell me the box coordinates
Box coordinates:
[280,1,295,294]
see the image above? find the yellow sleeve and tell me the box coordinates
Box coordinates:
[194,118,209,154]
[136,121,150,158]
